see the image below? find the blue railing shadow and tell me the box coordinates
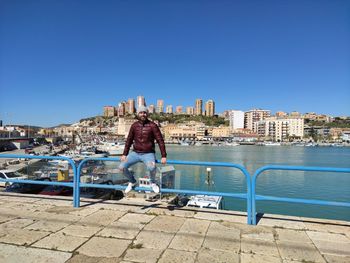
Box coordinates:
[0,154,77,195]
[251,165,350,225]
[76,157,252,224]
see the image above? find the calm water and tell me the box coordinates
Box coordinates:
[156,145,350,221]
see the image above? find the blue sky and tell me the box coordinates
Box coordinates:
[1,0,349,127]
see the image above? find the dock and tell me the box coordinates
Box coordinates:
[0,193,349,262]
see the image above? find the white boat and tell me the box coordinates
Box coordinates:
[187,195,222,209]
[225,142,240,146]
[263,142,281,146]
[97,142,124,156]
[47,159,69,168]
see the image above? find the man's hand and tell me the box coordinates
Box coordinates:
[161,157,167,164]
[120,155,127,162]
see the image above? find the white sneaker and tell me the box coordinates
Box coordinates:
[125,182,136,194]
[151,183,160,193]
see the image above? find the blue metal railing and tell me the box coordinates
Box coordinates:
[251,165,350,225]
[1,154,350,226]
[0,154,77,195]
[76,157,252,224]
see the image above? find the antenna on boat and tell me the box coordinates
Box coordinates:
[205,167,214,188]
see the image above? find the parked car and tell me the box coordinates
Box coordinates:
[0,170,28,187]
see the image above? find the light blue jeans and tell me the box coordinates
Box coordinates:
[119,152,157,184]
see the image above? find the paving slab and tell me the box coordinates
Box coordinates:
[32,232,89,252]
[30,211,82,222]
[77,236,131,258]
[143,215,185,233]
[242,230,275,241]
[147,207,196,218]
[194,211,247,224]
[65,254,108,263]
[123,247,163,263]
[78,209,126,227]
[0,228,49,245]
[196,247,239,263]
[24,219,70,232]
[0,243,72,263]
[97,221,143,239]
[134,230,174,249]
[322,254,350,263]
[274,228,312,243]
[68,207,100,217]
[0,214,16,224]
[258,217,306,230]
[202,221,240,252]
[118,212,155,224]
[58,224,102,238]
[178,218,210,235]
[240,253,282,263]
[311,239,350,256]
[304,222,350,235]
[241,238,279,257]
[306,231,350,243]
[276,240,326,263]
[0,218,36,229]
[158,248,197,263]
[169,231,205,251]
[45,205,78,214]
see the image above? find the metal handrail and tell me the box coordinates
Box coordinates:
[251,165,350,225]
[3,154,349,226]
[0,154,77,194]
[76,157,253,224]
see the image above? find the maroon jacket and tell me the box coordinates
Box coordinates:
[123,119,167,157]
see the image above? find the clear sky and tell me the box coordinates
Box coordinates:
[1,0,349,127]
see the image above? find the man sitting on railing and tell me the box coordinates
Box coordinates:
[119,106,167,194]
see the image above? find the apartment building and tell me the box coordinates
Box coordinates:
[127,98,135,114]
[137,96,146,108]
[117,101,126,117]
[148,104,155,114]
[166,105,173,114]
[103,106,116,117]
[229,110,244,131]
[255,117,304,141]
[212,126,231,138]
[186,106,194,115]
[157,99,164,113]
[275,111,288,118]
[244,109,271,132]
[205,99,215,116]
[195,99,203,115]
[175,106,183,114]
[167,125,197,141]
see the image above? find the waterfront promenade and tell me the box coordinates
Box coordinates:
[0,193,349,263]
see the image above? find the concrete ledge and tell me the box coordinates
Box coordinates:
[0,193,349,263]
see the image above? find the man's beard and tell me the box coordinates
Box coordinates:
[138,116,147,122]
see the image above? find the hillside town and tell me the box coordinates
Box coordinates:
[1,96,350,146]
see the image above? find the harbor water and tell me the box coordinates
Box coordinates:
[157,145,350,222]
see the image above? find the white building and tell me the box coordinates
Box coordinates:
[229,110,244,131]
[244,109,271,132]
[255,117,304,141]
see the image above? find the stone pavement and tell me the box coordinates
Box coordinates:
[0,192,349,263]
